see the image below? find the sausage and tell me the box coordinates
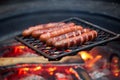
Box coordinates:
[31,22,74,38]
[22,22,63,37]
[46,28,90,46]
[54,30,98,48]
[40,25,83,41]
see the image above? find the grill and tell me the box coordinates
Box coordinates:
[15,17,120,60]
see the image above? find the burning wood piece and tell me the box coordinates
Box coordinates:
[0,57,49,66]
[59,55,83,63]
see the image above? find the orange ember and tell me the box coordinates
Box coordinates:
[87,55,102,68]
[114,72,119,77]
[78,51,102,68]
[78,51,93,61]
[18,66,42,75]
[14,46,26,53]
[67,68,79,79]
[33,66,42,71]
[112,57,119,64]
[18,67,29,75]
[47,67,57,75]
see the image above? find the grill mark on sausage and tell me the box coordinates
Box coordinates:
[54,30,97,48]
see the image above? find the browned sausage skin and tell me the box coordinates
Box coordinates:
[22,22,63,37]
[39,25,82,41]
[46,28,91,46]
[54,30,97,48]
[31,22,74,38]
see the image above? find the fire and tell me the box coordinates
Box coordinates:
[18,67,29,74]
[78,51,93,61]
[65,67,80,79]
[47,67,57,75]
[14,46,26,53]
[68,68,79,79]
[18,66,42,75]
[78,51,102,68]
[86,55,102,68]
[33,66,42,71]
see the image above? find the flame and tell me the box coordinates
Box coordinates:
[14,46,26,53]
[78,51,102,68]
[87,55,102,68]
[65,68,80,79]
[78,51,93,61]
[33,66,42,71]
[68,68,79,79]
[47,67,57,75]
[18,67,29,75]
[18,66,42,75]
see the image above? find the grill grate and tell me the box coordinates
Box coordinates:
[15,17,120,60]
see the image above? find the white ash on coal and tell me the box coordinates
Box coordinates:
[55,73,73,80]
[19,74,46,80]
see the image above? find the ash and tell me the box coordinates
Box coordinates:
[19,74,46,80]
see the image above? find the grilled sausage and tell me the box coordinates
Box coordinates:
[22,22,63,37]
[31,22,74,38]
[54,30,98,48]
[46,28,90,46]
[40,25,83,41]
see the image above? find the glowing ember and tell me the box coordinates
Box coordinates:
[112,56,119,64]
[110,56,120,77]
[18,66,42,75]
[78,51,93,61]
[0,64,82,80]
[78,51,102,68]
[33,66,42,71]
[47,67,57,75]
[114,72,119,77]
[14,46,26,53]
[1,45,38,57]
[68,68,79,79]
[18,67,29,75]
[87,55,102,68]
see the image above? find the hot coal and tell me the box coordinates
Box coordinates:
[0,64,82,80]
[87,41,120,80]
[0,37,120,80]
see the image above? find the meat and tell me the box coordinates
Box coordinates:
[46,28,90,46]
[31,22,74,38]
[40,25,83,41]
[22,21,98,49]
[22,22,62,37]
[54,30,97,48]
